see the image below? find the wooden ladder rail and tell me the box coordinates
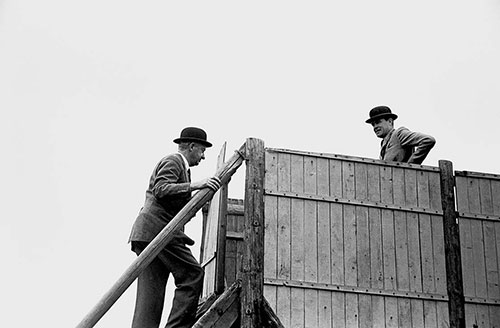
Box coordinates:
[76,141,247,328]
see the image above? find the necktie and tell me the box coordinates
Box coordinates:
[187,168,191,182]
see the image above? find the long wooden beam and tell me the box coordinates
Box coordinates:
[76,142,247,328]
[439,160,465,328]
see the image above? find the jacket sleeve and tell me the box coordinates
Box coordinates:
[396,127,436,164]
[151,156,191,199]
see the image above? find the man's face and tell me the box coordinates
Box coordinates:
[371,118,393,138]
[187,143,206,166]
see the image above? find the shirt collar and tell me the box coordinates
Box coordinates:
[177,152,190,171]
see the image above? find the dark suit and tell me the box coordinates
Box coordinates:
[129,153,203,328]
[380,126,436,164]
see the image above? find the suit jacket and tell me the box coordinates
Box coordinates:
[129,153,192,243]
[380,127,436,164]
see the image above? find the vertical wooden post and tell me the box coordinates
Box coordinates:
[241,138,265,328]
[215,183,229,295]
[439,160,465,328]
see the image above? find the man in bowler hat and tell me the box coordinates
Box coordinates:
[129,127,221,328]
[366,106,436,164]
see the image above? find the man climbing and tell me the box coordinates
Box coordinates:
[129,126,221,328]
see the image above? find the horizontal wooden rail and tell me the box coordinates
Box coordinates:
[76,142,247,328]
[265,189,443,215]
[264,278,448,302]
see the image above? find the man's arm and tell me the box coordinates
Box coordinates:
[152,157,191,198]
[397,127,436,164]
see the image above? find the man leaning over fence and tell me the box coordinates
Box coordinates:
[366,105,436,165]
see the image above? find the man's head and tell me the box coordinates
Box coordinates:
[174,127,213,167]
[366,106,398,139]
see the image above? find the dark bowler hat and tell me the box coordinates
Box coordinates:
[173,127,213,147]
[365,105,398,124]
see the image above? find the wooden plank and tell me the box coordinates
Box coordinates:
[489,304,500,328]
[264,196,278,280]
[407,212,423,293]
[290,154,305,328]
[420,214,436,294]
[264,149,279,284]
[331,203,344,286]
[332,292,346,328]
[479,178,494,215]
[355,163,370,289]
[484,220,500,300]
[385,297,399,328]
[429,172,442,211]
[277,154,291,283]
[304,157,318,328]
[431,215,447,295]
[423,301,437,328]
[276,286,291,328]
[215,143,228,295]
[370,208,384,290]
[263,285,277,313]
[358,294,372,328]
[345,294,359,328]
[357,206,370,288]
[397,298,411,327]
[193,280,241,328]
[372,295,385,328]
[417,170,431,209]
[318,290,332,328]
[411,299,425,327]
[382,209,397,290]
[456,176,475,298]
[343,161,357,288]
[471,219,487,298]
[329,159,343,198]
[241,138,265,328]
[367,164,381,202]
[492,180,500,215]
[404,168,418,208]
[436,301,450,328]
[439,160,466,328]
[394,211,410,291]
[381,165,395,205]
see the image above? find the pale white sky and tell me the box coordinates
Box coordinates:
[1,1,499,327]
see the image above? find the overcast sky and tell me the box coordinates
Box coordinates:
[1,1,499,327]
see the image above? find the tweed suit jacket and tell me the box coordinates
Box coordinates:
[129,153,192,243]
[380,127,436,165]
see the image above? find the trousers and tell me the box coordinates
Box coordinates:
[131,241,204,328]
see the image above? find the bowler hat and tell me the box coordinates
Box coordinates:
[365,105,398,124]
[173,127,213,147]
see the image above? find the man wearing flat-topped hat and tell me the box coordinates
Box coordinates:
[129,127,221,328]
[366,106,436,164]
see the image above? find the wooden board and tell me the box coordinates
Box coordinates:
[455,173,500,327]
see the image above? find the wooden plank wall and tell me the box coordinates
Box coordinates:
[455,171,500,328]
[263,148,449,328]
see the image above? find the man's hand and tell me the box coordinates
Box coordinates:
[190,176,222,191]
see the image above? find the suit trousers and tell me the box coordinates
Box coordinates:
[131,241,204,328]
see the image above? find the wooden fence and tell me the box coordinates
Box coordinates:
[260,147,499,328]
[455,171,500,327]
[197,145,500,327]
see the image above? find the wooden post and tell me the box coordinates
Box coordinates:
[76,143,247,328]
[240,138,265,328]
[215,182,228,295]
[439,160,465,328]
